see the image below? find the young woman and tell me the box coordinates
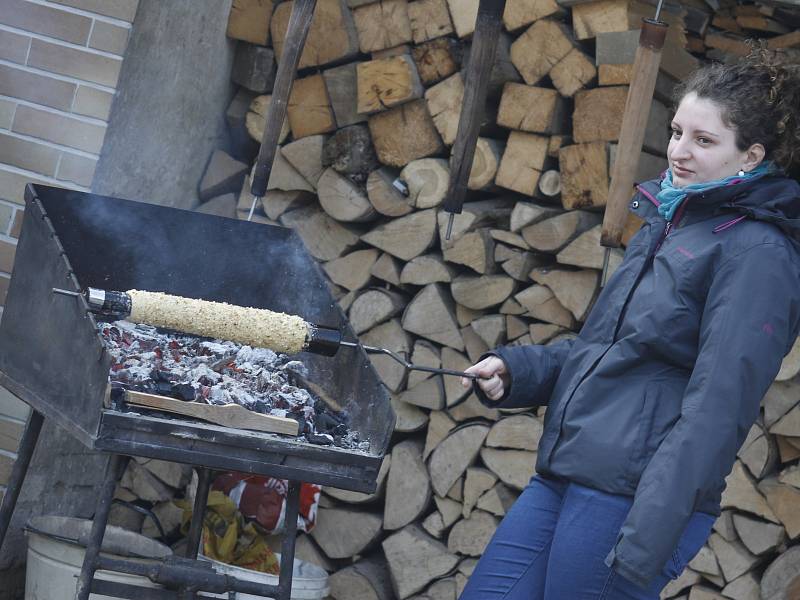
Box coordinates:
[459,47,800,600]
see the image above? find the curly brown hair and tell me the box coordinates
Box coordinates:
[673,43,800,180]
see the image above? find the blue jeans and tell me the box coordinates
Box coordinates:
[459,474,715,600]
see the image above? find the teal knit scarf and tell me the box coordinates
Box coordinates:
[657,161,779,221]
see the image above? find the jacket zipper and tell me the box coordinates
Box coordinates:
[545,193,690,469]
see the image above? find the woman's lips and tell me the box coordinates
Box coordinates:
[673,165,693,177]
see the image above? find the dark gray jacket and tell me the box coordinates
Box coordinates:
[482,174,800,588]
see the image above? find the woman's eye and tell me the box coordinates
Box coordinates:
[698,137,711,144]
[671,130,681,139]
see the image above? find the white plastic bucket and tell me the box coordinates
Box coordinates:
[198,552,329,600]
[25,515,172,600]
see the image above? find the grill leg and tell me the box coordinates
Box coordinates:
[179,468,213,600]
[0,410,44,551]
[277,480,301,600]
[74,453,129,600]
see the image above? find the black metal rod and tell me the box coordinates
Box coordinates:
[185,468,212,560]
[277,481,302,600]
[75,453,130,600]
[0,410,44,551]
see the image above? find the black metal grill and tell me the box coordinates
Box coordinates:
[0,183,395,599]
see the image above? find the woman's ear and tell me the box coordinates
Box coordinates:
[742,143,766,172]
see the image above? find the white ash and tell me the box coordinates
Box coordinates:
[99,320,364,449]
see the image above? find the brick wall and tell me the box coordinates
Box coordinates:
[0,0,138,504]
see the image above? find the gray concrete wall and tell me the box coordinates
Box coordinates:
[93,0,237,209]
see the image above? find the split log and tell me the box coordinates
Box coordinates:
[549,47,597,97]
[411,37,462,85]
[401,254,457,285]
[231,44,276,94]
[279,205,359,260]
[352,0,414,53]
[392,395,429,432]
[480,447,536,490]
[762,380,800,428]
[418,577,457,600]
[372,252,404,285]
[362,208,438,260]
[722,572,760,600]
[455,304,486,327]
[462,468,498,518]
[530,268,599,322]
[450,275,517,310]
[425,73,465,146]
[486,414,542,451]
[767,30,800,50]
[737,420,779,481]
[461,325,490,363]
[402,283,464,350]
[349,288,406,334]
[226,0,274,46]
[261,189,314,220]
[506,315,529,340]
[558,142,609,209]
[491,230,530,251]
[326,454,391,504]
[322,125,380,176]
[368,99,445,167]
[447,510,499,556]
[495,132,549,196]
[357,55,424,114]
[776,337,800,381]
[497,83,566,134]
[317,168,377,222]
[510,201,560,232]
[399,376,446,410]
[265,151,316,192]
[435,496,463,528]
[771,404,800,438]
[246,94,290,144]
[382,525,460,599]
[401,158,450,208]
[361,318,413,392]
[777,435,800,463]
[780,464,800,488]
[323,62,367,128]
[428,423,490,497]
[408,0,454,43]
[510,19,574,85]
[424,411,458,461]
[476,482,517,516]
[521,210,602,253]
[759,477,800,539]
[707,532,761,583]
[329,558,395,600]
[468,139,503,190]
[281,135,327,188]
[445,0,479,38]
[594,28,698,84]
[408,340,442,388]
[385,439,433,530]
[121,460,174,503]
[438,197,516,240]
[323,248,379,291]
[713,510,737,542]
[271,0,360,68]
[471,314,507,348]
[422,511,448,539]
[529,322,564,344]
[687,546,723,581]
[311,506,383,558]
[759,545,800,600]
[442,348,473,407]
[556,225,623,273]
[732,513,786,556]
[366,167,415,216]
[570,0,687,46]
[287,73,337,138]
[503,0,564,31]
[720,461,780,524]
[443,228,496,275]
[515,284,575,328]
[449,393,500,422]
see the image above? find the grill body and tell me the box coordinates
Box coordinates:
[0,184,394,492]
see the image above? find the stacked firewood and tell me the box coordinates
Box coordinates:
[182,0,800,598]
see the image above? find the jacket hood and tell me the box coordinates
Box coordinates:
[640,174,800,239]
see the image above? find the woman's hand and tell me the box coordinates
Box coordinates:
[462,356,509,402]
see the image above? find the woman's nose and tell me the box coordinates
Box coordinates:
[669,136,690,161]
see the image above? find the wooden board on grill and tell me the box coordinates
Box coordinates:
[125,391,300,436]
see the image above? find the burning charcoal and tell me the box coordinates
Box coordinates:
[170,383,196,402]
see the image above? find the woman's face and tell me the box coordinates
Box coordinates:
[668,92,762,187]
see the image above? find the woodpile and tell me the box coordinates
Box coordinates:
[180,0,800,598]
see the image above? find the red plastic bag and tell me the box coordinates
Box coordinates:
[212,473,321,534]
